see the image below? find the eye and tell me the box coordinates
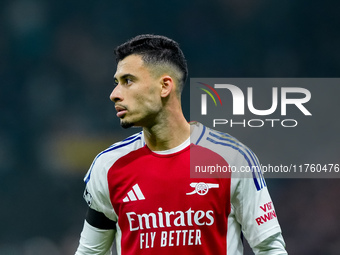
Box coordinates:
[125,78,133,85]
[114,75,135,86]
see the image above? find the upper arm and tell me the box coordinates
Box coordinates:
[83,154,118,222]
[86,207,116,230]
[252,232,287,255]
[75,219,115,255]
[231,174,283,248]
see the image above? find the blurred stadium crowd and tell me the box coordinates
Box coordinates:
[1,0,339,254]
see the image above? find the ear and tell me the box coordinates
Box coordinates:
[160,75,174,98]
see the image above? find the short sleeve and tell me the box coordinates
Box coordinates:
[83,155,118,222]
[231,169,282,248]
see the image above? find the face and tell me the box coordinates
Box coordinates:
[110,54,163,129]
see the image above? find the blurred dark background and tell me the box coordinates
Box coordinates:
[1,0,339,254]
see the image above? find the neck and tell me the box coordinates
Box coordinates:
[143,108,190,151]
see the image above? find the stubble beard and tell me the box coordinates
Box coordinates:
[120,119,134,129]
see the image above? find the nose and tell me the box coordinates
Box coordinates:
[110,85,123,102]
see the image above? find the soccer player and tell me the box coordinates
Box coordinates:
[75,34,287,255]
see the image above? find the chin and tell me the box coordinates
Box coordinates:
[120,120,134,129]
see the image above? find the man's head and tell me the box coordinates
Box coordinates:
[111,35,188,129]
[114,34,188,95]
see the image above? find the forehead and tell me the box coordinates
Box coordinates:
[114,54,149,79]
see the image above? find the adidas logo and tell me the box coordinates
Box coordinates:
[123,184,145,202]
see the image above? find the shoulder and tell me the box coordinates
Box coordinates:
[84,131,145,183]
[191,122,261,176]
[192,122,266,191]
[191,122,255,158]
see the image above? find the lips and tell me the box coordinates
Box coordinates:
[115,105,127,118]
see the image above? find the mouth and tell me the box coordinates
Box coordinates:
[115,105,128,118]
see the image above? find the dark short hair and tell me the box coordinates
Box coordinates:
[114,34,188,93]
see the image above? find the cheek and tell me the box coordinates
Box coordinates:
[143,87,161,103]
[132,83,162,111]
[139,93,162,112]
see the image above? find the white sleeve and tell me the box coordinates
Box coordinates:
[83,154,118,222]
[75,220,115,255]
[252,232,287,255]
[231,173,283,248]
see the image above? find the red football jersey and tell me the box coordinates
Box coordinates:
[83,122,282,254]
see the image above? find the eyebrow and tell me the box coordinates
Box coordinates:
[114,73,136,81]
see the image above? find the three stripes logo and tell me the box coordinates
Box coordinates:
[197,82,223,115]
[123,184,145,202]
